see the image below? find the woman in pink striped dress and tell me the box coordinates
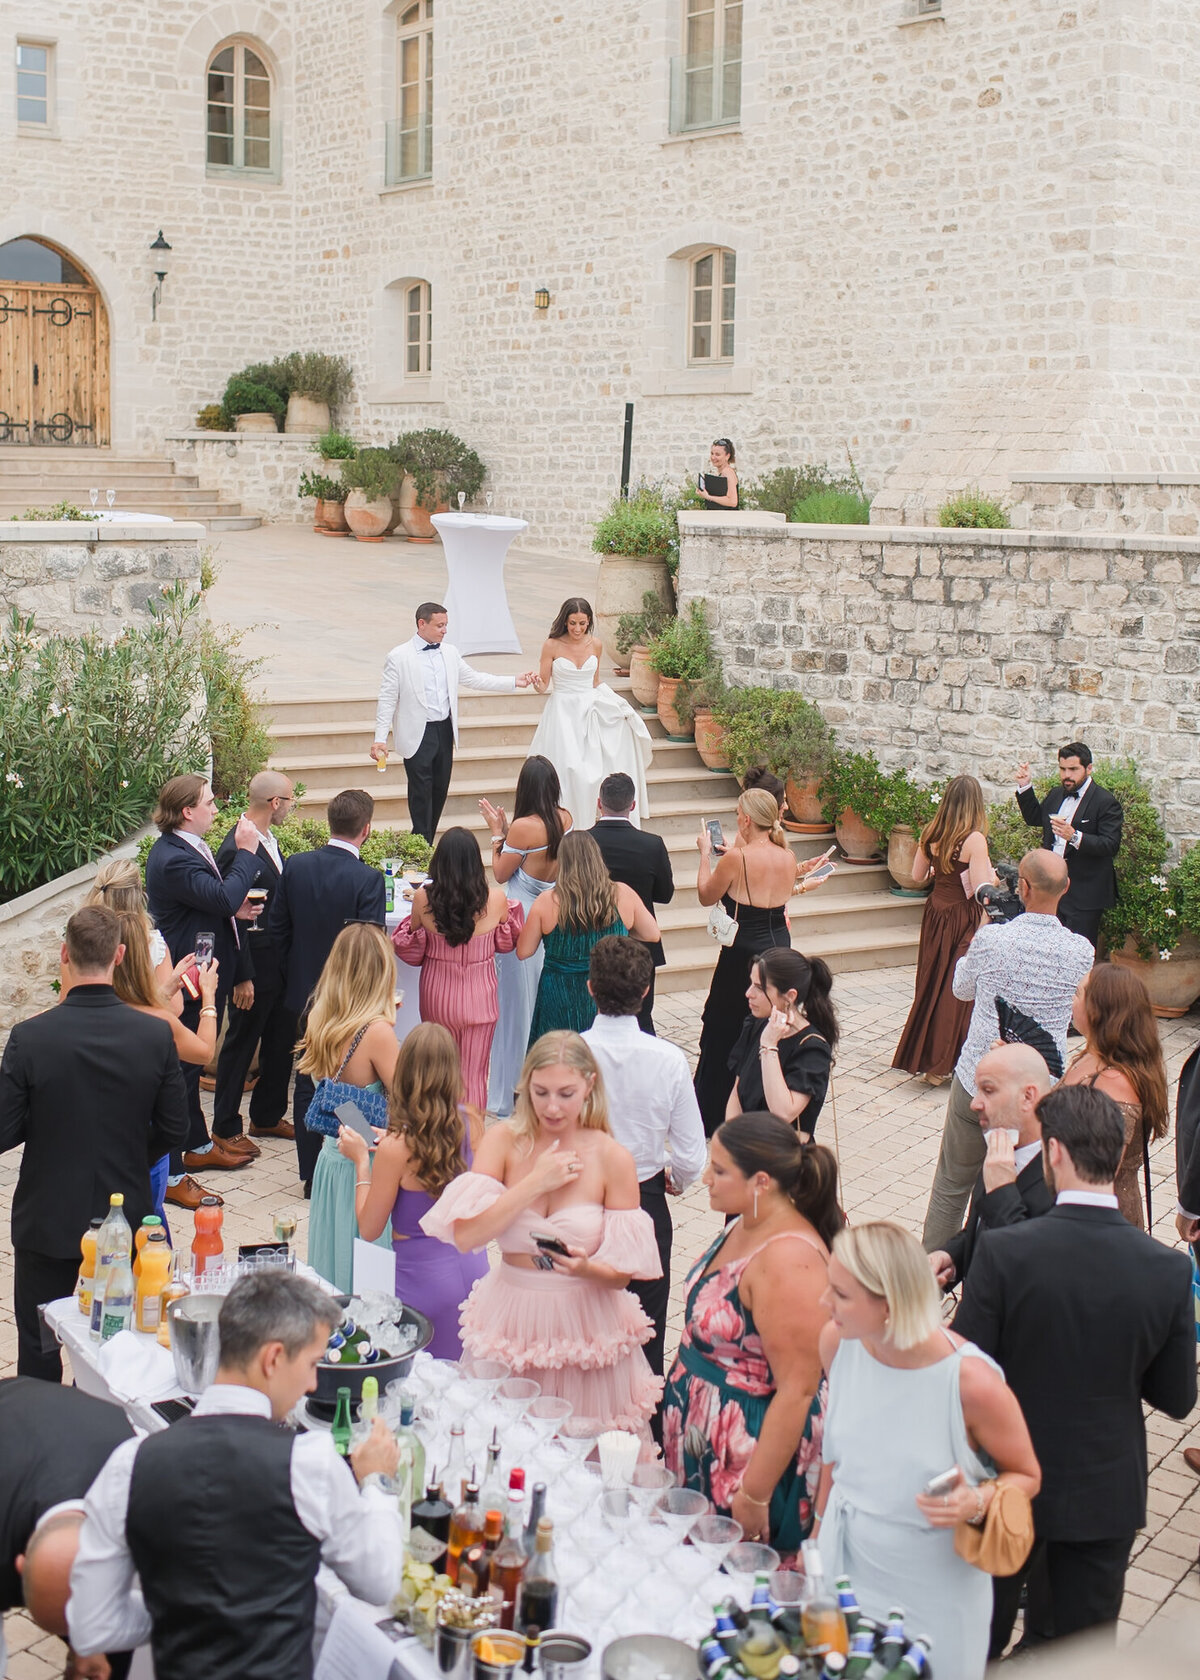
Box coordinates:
[393,827,524,1108]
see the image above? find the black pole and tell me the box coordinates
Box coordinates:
[619,402,634,499]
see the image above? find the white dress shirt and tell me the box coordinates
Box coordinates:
[327,837,361,858]
[582,1013,707,1188]
[175,827,220,869]
[412,632,451,721]
[1013,1139,1043,1175]
[252,821,283,874]
[1056,1188,1119,1209]
[67,1383,404,1658]
[1016,777,1089,855]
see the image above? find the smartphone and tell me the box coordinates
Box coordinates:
[923,1467,960,1499]
[334,1100,378,1145]
[534,1233,571,1258]
[705,818,725,851]
[194,931,215,967]
[818,844,837,862]
[151,1397,196,1426]
[807,861,838,885]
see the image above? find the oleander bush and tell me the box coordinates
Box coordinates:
[745,464,859,518]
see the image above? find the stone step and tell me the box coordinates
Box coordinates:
[0,451,181,475]
[658,920,921,992]
[274,734,716,789]
[261,691,545,726]
[0,449,252,526]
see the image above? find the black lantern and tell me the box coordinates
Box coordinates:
[534,286,551,311]
[150,230,172,321]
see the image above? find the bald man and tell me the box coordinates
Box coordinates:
[921,850,1093,1252]
[213,771,298,1147]
[929,1043,1055,1291]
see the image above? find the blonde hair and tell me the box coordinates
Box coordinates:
[738,788,788,849]
[553,831,619,932]
[297,923,397,1079]
[87,857,147,914]
[510,1031,611,1146]
[833,1221,941,1351]
[110,910,167,1010]
[919,775,988,874]
[388,1023,471,1198]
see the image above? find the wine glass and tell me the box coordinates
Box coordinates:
[457,491,466,513]
[485,491,494,513]
[273,1208,298,1245]
[106,489,115,510]
[89,488,99,510]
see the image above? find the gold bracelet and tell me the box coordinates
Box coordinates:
[735,1482,770,1508]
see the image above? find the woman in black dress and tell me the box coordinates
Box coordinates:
[693,789,829,1135]
[698,438,740,510]
[727,948,838,1138]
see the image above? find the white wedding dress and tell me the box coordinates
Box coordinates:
[529,656,653,828]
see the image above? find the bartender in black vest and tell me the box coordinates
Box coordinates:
[0,1378,133,1679]
[68,1271,403,1680]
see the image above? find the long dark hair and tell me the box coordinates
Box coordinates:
[718,1113,843,1249]
[425,827,488,947]
[513,754,566,860]
[755,947,839,1050]
[548,597,594,640]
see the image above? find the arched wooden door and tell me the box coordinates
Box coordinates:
[0,237,110,446]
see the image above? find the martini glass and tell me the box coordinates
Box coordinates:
[526,1394,573,1449]
[456,1355,510,1404]
[629,1463,676,1517]
[689,1514,743,1573]
[494,1376,541,1423]
[558,1417,603,1465]
[651,1488,709,1547]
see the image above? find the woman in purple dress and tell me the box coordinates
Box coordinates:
[338,1021,488,1357]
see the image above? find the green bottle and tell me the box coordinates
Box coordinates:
[331,1386,353,1457]
[395,1392,426,1503]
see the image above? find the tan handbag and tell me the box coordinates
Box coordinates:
[954,1476,1035,1576]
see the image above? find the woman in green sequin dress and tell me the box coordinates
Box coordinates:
[517,831,660,1043]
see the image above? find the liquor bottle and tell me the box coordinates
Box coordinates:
[156,1252,191,1349]
[99,1249,135,1342]
[515,1517,558,1635]
[876,1611,907,1672]
[835,1578,861,1638]
[443,1422,469,1504]
[522,1632,541,1675]
[523,1482,547,1553]
[844,1622,881,1680]
[409,1476,453,1571]
[799,1541,848,1663]
[479,1433,505,1513]
[459,1509,504,1595]
[77,1217,103,1317]
[891,1640,930,1679]
[331,1387,353,1457]
[489,1487,529,1629]
[133,1215,163,1278]
[395,1395,426,1505]
[90,1194,132,1341]
[447,1480,485,1584]
[135,1230,172,1332]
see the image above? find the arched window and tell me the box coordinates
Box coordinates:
[387,0,433,183]
[207,39,273,173]
[405,280,433,375]
[689,248,735,363]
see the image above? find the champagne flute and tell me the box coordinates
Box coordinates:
[89,488,99,510]
[106,489,115,510]
[485,491,493,513]
[457,491,466,513]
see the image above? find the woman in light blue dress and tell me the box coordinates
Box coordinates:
[480,755,572,1115]
[816,1222,1040,1679]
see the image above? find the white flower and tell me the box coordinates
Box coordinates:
[47,702,61,718]
[1151,874,1167,887]
[1160,949,1172,961]
[1165,906,1176,917]
[4,772,22,788]
[120,779,129,789]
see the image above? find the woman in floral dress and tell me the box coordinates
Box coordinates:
[662,1115,843,1555]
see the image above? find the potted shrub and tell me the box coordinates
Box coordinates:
[298,470,349,536]
[819,749,890,861]
[390,429,486,540]
[646,600,715,740]
[316,428,357,462]
[686,663,729,772]
[341,449,400,542]
[222,374,284,434]
[591,482,679,668]
[877,769,941,894]
[716,689,835,830]
[276,352,353,434]
[617,588,674,708]
[195,403,226,431]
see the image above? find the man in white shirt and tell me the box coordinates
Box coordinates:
[582,937,707,1387]
[921,849,1093,1252]
[68,1272,403,1680]
[371,601,541,841]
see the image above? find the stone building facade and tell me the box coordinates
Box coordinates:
[3,0,1197,547]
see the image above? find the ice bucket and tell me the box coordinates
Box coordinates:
[169,1293,223,1394]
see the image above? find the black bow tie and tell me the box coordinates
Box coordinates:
[421,642,441,652]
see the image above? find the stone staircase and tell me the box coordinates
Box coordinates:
[0,447,259,530]
[265,686,925,992]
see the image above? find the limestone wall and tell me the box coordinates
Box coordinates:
[166,434,316,524]
[1008,477,1200,539]
[677,512,1200,848]
[0,523,205,637]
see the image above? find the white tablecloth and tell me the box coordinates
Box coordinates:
[432,513,528,654]
[43,1297,183,1433]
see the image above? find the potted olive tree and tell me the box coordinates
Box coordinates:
[341,449,400,541]
[390,429,486,540]
[278,352,353,434]
[819,749,890,862]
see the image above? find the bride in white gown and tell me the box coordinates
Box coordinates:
[529,598,653,827]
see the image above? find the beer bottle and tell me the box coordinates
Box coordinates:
[835,1578,862,1637]
[819,1658,848,1679]
[331,1387,353,1457]
[844,1622,881,1679]
[738,1575,786,1679]
[713,1601,745,1657]
[877,1610,907,1672]
[891,1640,931,1679]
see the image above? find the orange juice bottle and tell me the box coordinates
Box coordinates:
[136,1230,172,1332]
[77,1218,103,1317]
[133,1215,163,1279]
[191,1197,224,1276]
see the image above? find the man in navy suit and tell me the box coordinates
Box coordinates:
[268,788,387,1190]
[145,775,264,1208]
[1015,741,1123,949]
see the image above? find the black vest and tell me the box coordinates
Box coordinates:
[126,1413,321,1680]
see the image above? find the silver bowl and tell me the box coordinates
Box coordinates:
[168,1293,223,1395]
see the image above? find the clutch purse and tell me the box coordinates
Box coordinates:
[954,1477,1035,1576]
[707,901,739,947]
[301,1077,390,1140]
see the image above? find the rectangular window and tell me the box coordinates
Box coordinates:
[17,40,52,127]
[387,1,433,184]
[670,0,741,134]
[690,250,735,364]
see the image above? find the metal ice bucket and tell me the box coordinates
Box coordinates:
[168,1294,223,1394]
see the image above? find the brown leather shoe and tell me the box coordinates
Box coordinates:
[1184,1447,1200,1476]
[182,1140,250,1172]
[215,1134,261,1159]
[249,1120,296,1141]
[199,1075,217,1092]
[164,1175,224,1211]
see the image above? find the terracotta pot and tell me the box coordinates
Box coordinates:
[345,491,394,541]
[785,775,833,833]
[234,411,278,434]
[628,645,660,711]
[399,474,449,540]
[285,395,331,434]
[594,554,673,670]
[886,823,929,894]
[314,498,349,535]
[693,707,730,772]
[835,807,882,863]
[1111,933,1200,1018]
[656,675,692,741]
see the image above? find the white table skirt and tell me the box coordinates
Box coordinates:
[432,513,528,655]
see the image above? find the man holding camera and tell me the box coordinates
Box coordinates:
[1014,742,1123,950]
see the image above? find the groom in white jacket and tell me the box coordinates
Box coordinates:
[372,601,541,841]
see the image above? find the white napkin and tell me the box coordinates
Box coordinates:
[94,1329,182,1403]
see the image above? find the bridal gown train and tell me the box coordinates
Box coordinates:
[529,656,653,828]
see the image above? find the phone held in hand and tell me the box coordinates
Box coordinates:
[705,818,725,851]
[807,860,838,886]
[923,1467,960,1499]
[194,931,215,967]
[334,1100,377,1145]
[533,1232,570,1272]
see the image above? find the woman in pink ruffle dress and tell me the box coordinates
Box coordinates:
[421,1030,662,1439]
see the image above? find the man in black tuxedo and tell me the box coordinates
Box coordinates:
[954,1084,1196,1655]
[929,1042,1054,1292]
[0,1378,133,1678]
[269,788,387,1189]
[1173,1042,1200,1484]
[1015,741,1123,948]
[145,773,265,1205]
[587,773,674,1034]
[0,907,189,1380]
[212,771,297,1149]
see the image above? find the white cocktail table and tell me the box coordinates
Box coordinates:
[432,513,528,654]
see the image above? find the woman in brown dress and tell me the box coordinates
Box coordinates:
[1060,964,1169,1228]
[892,776,995,1084]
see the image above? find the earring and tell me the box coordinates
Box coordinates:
[753,1187,760,1221]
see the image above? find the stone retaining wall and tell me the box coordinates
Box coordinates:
[1008,477,1200,539]
[167,433,318,523]
[0,522,205,638]
[677,513,1200,848]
